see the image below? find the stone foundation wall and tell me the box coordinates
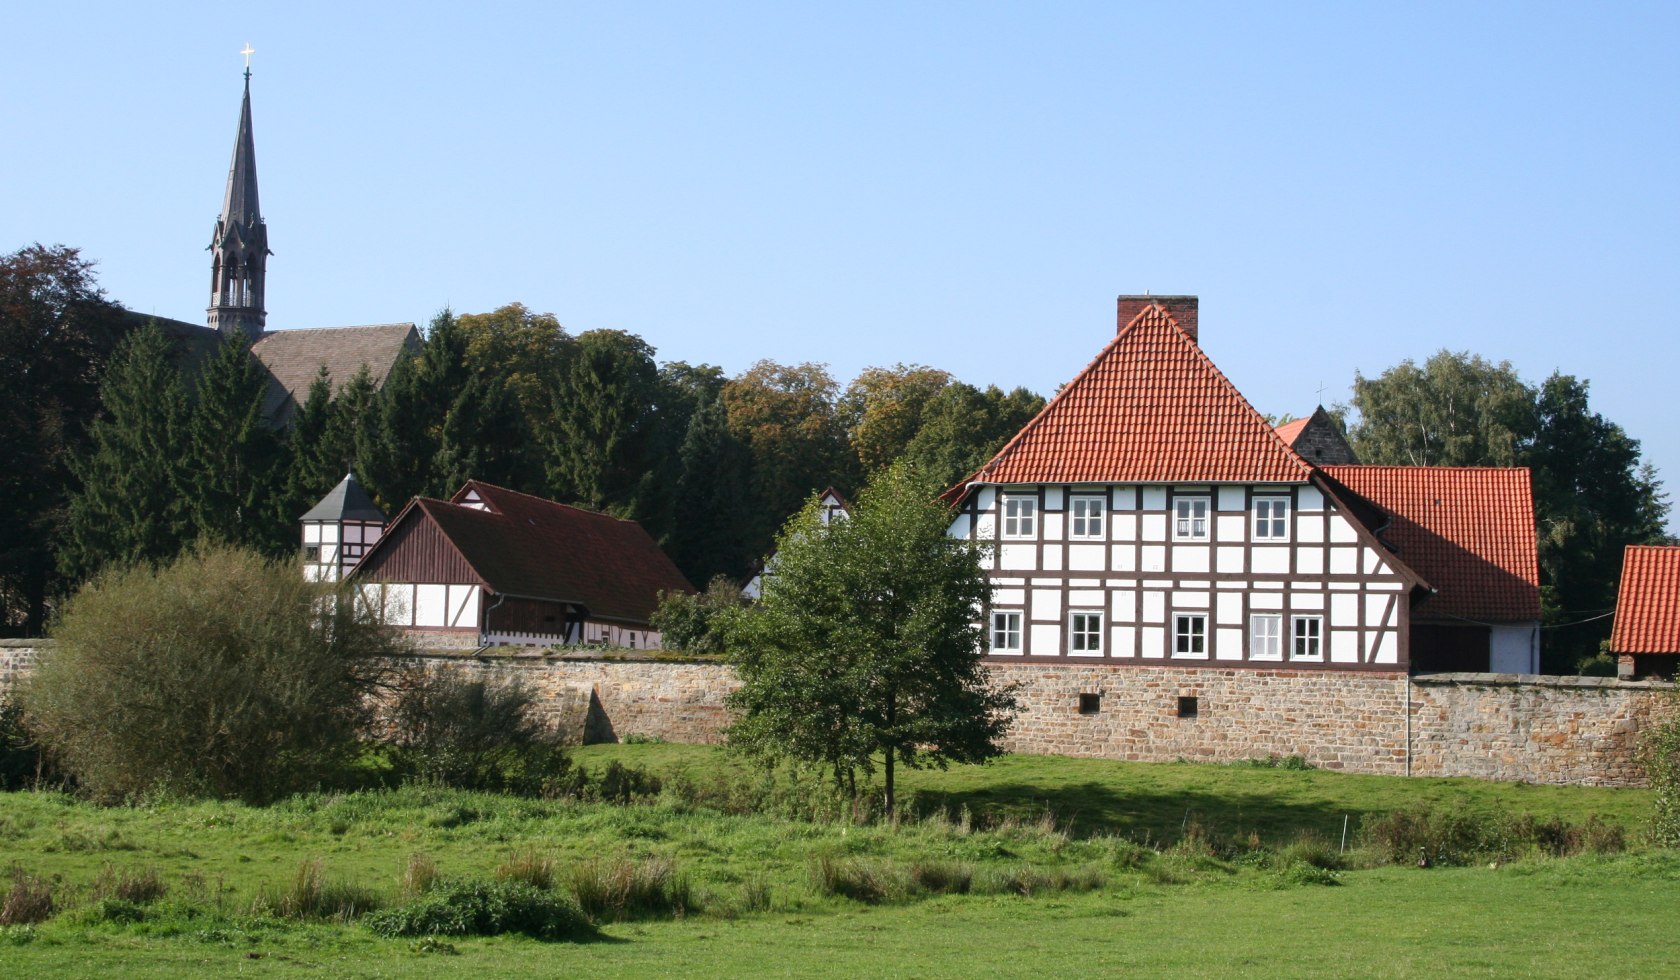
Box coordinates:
[0,640,43,692]
[989,662,1411,773]
[1410,673,1675,787]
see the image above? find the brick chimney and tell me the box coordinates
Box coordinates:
[1117,294,1198,343]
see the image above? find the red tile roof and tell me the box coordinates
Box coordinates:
[1610,545,1680,654]
[1272,417,1311,445]
[1321,466,1540,622]
[958,305,1313,490]
[366,481,693,625]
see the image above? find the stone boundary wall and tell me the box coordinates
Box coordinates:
[1410,672,1675,787]
[5,639,1674,786]
[990,662,1411,773]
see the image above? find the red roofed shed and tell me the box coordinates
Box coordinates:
[1611,545,1680,679]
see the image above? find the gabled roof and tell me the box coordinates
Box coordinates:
[1321,465,1540,622]
[1610,545,1680,654]
[359,481,694,625]
[251,323,419,420]
[1272,417,1311,444]
[956,304,1312,492]
[301,472,386,523]
[1273,406,1359,466]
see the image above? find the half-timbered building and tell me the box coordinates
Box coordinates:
[945,296,1540,675]
[349,480,693,649]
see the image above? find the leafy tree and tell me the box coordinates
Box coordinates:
[22,541,405,802]
[545,329,665,527]
[58,322,191,584]
[455,302,573,430]
[649,576,747,655]
[720,360,857,556]
[839,364,953,472]
[183,331,290,554]
[667,394,755,583]
[722,463,1017,816]
[903,382,1045,490]
[1344,351,1534,467]
[0,244,129,633]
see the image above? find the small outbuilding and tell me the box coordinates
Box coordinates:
[1612,544,1680,679]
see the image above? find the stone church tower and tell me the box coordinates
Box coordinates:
[206,65,269,342]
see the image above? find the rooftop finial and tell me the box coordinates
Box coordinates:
[241,42,255,82]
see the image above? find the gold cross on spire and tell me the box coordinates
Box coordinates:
[241,43,255,79]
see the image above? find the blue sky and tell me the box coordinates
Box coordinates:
[5,2,1677,527]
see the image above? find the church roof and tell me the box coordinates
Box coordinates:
[1273,417,1311,444]
[357,481,694,626]
[952,304,1312,493]
[251,323,420,420]
[301,472,386,523]
[1610,545,1680,655]
[1273,406,1359,466]
[1321,465,1540,622]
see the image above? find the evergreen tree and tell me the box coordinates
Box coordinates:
[436,371,534,494]
[59,322,190,582]
[545,329,664,527]
[282,367,339,518]
[668,394,754,584]
[356,349,435,513]
[183,331,289,555]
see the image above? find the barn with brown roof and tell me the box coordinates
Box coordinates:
[348,481,694,649]
[1611,545,1680,679]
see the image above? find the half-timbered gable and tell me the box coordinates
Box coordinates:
[742,487,850,600]
[943,295,1548,675]
[350,481,694,649]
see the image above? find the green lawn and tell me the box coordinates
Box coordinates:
[0,746,1670,977]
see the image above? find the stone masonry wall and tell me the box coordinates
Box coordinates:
[5,639,1676,786]
[990,662,1411,773]
[1410,673,1676,787]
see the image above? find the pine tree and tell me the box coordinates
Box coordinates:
[545,329,663,526]
[59,322,191,582]
[282,367,338,518]
[183,332,289,555]
[668,394,754,584]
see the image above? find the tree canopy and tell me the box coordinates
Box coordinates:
[722,464,1018,815]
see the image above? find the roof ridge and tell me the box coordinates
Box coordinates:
[259,322,416,335]
[465,481,641,524]
[1324,464,1533,474]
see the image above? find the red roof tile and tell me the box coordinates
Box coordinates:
[1610,545,1680,654]
[1321,466,1540,622]
[962,305,1313,488]
[364,481,693,625]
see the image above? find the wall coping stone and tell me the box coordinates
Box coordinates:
[1411,671,1675,692]
[0,639,51,648]
[401,647,729,667]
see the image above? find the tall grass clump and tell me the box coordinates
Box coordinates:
[21,542,404,802]
[1359,806,1626,866]
[0,866,56,925]
[809,854,904,904]
[258,860,382,921]
[569,856,692,921]
[497,850,556,891]
[91,864,167,905]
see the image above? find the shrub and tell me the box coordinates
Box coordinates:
[0,867,55,925]
[584,760,663,805]
[649,576,744,654]
[1644,701,1680,848]
[21,543,403,802]
[569,856,692,921]
[364,878,595,940]
[384,667,572,796]
[0,700,60,791]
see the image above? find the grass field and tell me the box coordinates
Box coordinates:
[0,745,1672,977]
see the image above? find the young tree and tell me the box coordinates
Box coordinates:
[58,322,191,584]
[722,463,1017,816]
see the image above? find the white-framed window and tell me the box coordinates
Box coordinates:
[1249,613,1282,660]
[1069,611,1103,654]
[1070,495,1105,539]
[1002,495,1037,538]
[1292,616,1323,661]
[990,611,1023,653]
[1173,496,1210,540]
[1254,496,1290,540]
[1174,614,1207,656]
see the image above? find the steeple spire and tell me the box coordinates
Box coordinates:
[207,46,269,342]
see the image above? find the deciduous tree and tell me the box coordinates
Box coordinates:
[722,464,1017,816]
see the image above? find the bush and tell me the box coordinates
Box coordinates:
[0,700,60,791]
[1644,700,1680,847]
[384,668,573,796]
[21,543,404,802]
[649,576,745,654]
[364,878,595,940]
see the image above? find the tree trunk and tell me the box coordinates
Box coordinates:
[884,690,896,818]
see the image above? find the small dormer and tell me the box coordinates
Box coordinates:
[301,473,388,582]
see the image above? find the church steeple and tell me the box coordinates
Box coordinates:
[207,48,269,342]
